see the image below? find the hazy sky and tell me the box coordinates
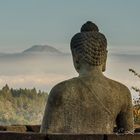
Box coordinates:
[0,0,140,53]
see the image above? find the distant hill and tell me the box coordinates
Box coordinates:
[23,45,63,54]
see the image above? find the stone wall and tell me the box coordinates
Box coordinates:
[0,125,140,140]
[0,132,140,140]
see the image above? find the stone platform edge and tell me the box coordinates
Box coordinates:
[0,132,140,140]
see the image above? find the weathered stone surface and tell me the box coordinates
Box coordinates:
[0,133,140,140]
[26,125,40,132]
[6,125,27,132]
[0,125,40,132]
[107,134,140,140]
[0,126,7,131]
[48,134,104,140]
[0,132,47,140]
[40,21,134,134]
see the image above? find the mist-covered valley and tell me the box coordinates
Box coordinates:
[0,45,140,97]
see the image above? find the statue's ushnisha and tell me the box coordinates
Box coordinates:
[40,21,133,134]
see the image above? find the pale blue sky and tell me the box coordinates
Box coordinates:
[0,0,140,52]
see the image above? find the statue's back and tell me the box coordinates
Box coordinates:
[41,76,132,133]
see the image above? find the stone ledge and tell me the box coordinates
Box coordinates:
[1,125,140,133]
[0,125,40,133]
[0,132,140,140]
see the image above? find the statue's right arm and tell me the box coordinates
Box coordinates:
[40,84,65,133]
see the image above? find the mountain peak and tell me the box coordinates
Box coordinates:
[23,45,63,54]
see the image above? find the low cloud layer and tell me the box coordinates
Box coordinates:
[0,52,76,91]
[0,49,140,98]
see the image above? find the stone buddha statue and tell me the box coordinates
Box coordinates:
[40,21,134,134]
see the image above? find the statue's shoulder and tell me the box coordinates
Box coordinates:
[52,77,78,90]
[48,77,79,97]
[106,77,131,97]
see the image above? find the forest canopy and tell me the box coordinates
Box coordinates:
[0,84,48,125]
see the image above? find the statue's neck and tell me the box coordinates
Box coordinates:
[78,66,104,77]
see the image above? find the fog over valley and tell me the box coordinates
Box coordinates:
[0,45,140,98]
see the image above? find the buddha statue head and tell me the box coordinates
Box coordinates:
[70,21,107,73]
